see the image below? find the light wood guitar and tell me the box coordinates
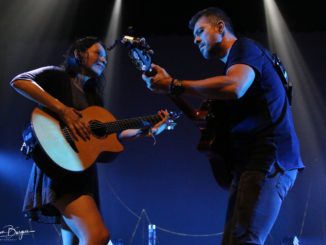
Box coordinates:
[25,106,179,175]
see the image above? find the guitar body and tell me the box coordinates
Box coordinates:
[28,105,178,178]
[31,106,124,174]
[170,97,232,188]
[195,100,217,154]
[168,95,217,154]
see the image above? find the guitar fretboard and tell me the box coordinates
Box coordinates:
[90,114,162,134]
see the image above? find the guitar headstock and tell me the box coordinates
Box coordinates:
[121,35,155,74]
[118,35,183,131]
[167,111,182,130]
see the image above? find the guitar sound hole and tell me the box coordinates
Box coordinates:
[89,120,108,138]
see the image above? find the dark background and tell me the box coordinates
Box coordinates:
[1,0,326,244]
[71,0,326,37]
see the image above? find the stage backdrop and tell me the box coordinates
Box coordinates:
[1,32,326,245]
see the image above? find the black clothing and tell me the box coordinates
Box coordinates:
[208,38,304,179]
[11,66,103,224]
[205,38,305,245]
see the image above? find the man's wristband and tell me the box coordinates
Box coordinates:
[169,78,185,96]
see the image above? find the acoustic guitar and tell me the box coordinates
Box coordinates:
[22,106,179,177]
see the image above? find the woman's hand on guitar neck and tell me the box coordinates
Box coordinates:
[58,106,91,141]
[118,109,170,141]
[151,109,170,135]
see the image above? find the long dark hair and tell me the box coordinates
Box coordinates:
[63,36,107,102]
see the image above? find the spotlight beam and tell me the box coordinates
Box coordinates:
[263,0,326,159]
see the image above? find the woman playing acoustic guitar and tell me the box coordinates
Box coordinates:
[10,36,170,245]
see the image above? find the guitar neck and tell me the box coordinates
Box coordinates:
[105,114,162,133]
[168,95,207,122]
[128,44,202,122]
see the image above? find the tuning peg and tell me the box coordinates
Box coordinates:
[166,120,177,130]
[165,111,182,130]
[147,49,154,55]
[139,37,147,46]
[169,111,182,120]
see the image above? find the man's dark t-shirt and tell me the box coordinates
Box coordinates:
[209,38,304,174]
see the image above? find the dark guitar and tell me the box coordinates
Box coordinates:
[122,35,217,154]
[123,36,233,188]
[23,106,179,177]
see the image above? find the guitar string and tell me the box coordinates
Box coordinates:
[103,116,161,133]
[61,115,162,140]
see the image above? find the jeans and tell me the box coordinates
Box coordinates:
[221,165,298,245]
